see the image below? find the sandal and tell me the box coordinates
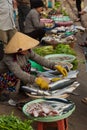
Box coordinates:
[81,97,87,105]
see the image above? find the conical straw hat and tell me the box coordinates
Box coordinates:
[5,32,39,54]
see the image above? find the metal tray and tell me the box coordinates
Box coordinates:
[23,98,75,122]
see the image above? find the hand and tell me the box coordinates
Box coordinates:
[35,76,50,90]
[79,10,86,15]
[55,65,68,77]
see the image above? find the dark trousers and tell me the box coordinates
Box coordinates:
[18,4,30,33]
[25,29,46,41]
[0,41,4,61]
[76,0,82,18]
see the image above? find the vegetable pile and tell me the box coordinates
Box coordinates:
[48,1,68,16]
[33,44,78,69]
[33,44,76,56]
[0,114,33,130]
[33,46,54,56]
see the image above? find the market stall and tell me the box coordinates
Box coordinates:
[40,0,85,48]
[20,1,82,130]
[20,0,80,99]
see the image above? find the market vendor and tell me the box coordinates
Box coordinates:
[24,0,46,41]
[0,32,67,97]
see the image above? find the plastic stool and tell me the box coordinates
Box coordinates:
[37,118,68,130]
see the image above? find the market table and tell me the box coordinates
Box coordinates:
[23,99,75,130]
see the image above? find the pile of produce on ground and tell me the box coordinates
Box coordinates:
[0,114,33,130]
[33,44,78,69]
[48,1,68,17]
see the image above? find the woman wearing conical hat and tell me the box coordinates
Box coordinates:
[0,32,67,99]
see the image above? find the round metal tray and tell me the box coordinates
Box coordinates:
[44,54,76,63]
[23,99,75,122]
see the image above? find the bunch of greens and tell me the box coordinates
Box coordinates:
[33,46,54,56]
[61,8,68,16]
[72,59,78,70]
[53,44,76,56]
[54,1,61,9]
[33,44,76,56]
[54,1,68,16]
[0,114,33,130]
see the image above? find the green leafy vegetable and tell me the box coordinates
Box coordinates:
[53,44,76,56]
[71,59,78,70]
[33,44,76,56]
[0,114,33,130]
[33,46,54,56]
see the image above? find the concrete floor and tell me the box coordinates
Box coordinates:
[0,0,87,130]
[63,0,87,130]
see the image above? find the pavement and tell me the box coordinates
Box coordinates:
[0,0,87,130]
[64,0,87,130]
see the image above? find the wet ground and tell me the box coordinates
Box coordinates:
[0,0,87,130]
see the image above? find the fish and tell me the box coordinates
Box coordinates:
[55,103,75,115]
[49,78,76,91]
[31,68,79,79]
[42,98,75,114]
[65,70,79,79]
[44,97,72,104]
[50,82,80,96]
[21,86,51,96]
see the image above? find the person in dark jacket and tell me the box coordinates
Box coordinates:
[0,41,4,61]
[24,0,46,41]
[17,0,30,33]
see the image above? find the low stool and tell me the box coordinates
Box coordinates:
[37,118,68,130]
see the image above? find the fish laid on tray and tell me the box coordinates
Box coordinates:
[23,98,75,118]
[21,70,79,97]
[32,69,79,79]
[21,81,79,97]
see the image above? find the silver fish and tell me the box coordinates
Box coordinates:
[21,86,51,96]
[48,70,79,80]
[49,78,76,91]
[50,82,80,96]
[65,70,79,79]
[31,68,79,79]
